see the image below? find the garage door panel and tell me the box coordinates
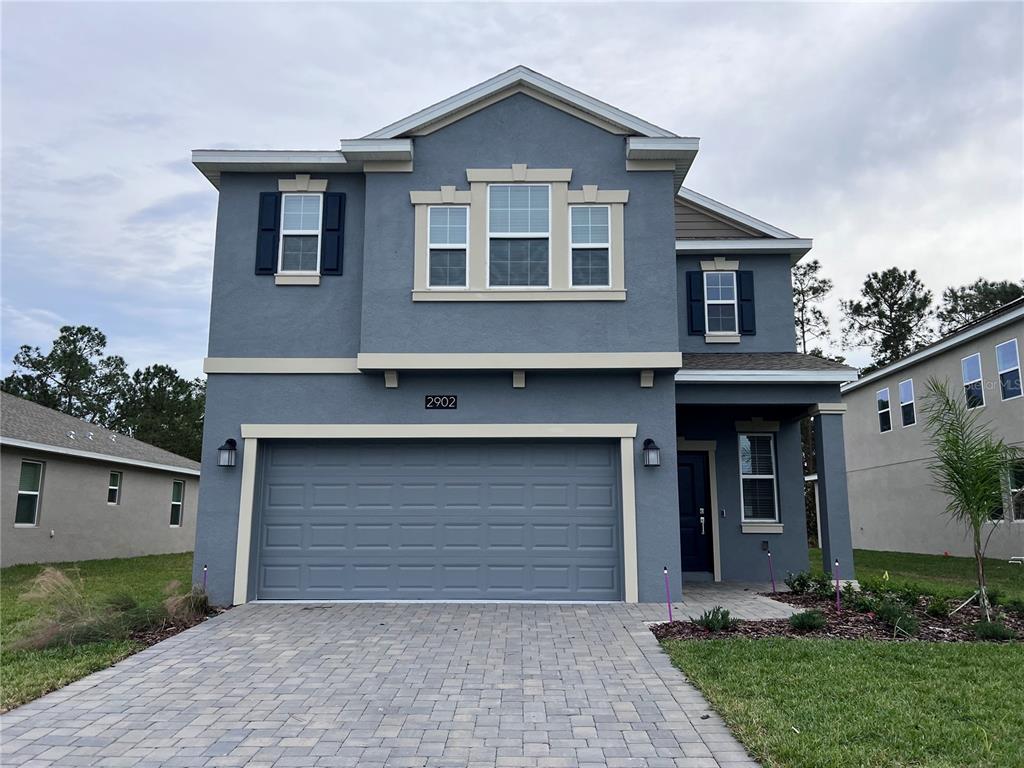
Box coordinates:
[255,440,622,600]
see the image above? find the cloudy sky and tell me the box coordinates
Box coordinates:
[2,1,1021,376]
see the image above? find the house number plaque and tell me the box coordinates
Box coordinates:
[424,395,457,409]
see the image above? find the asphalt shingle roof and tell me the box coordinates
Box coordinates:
[0,392,200,472]
[680,352,856,372]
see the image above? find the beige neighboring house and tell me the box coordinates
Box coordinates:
[1,392,200,566]
[841,299,1024,559]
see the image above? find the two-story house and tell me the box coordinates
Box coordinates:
[192,67,856,606]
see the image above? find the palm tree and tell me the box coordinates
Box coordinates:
[923,379,1019,620]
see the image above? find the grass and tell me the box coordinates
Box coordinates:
[663,638,1024,768]
[1,552,193,711]
[809,547,1024,602]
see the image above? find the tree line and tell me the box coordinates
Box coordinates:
[1,326,204,461]
[792,264,1023,372]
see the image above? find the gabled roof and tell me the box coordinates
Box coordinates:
[0,392,200,475]
[363,65,680,140]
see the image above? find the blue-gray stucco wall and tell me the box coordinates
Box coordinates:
[361,94,679,354]
[677,254,797,353]
[193,370,681,606]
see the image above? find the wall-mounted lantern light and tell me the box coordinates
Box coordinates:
[642,438,661,467]
[217,438,237,467]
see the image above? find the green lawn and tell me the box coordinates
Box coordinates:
[1,552,193,711]
[663,638,1024,768]
[809,547,1024,602]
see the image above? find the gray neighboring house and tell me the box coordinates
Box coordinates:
[1,392,200,566]
[191,66,858,607]
[842,299,1024,559]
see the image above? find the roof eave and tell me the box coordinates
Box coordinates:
[677,187,798,239]
[676,238,813,264]
[0,437,201,476]
[676,369,856,384]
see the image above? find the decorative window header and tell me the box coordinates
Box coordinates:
[466,164,571,183]
[278,173,328,192]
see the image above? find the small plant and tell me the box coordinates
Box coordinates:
[973,621,1017,641]
[1001,597,1024,616]
[163,582,210,624]
[985,587,1003,607]
[925,596,950,619]
[875,599,919,637]
[842,583,876,613]
[693,606,737,632]
[789,610,827,633]
[784,571,812,594]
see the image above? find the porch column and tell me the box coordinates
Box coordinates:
[811,405,855,580]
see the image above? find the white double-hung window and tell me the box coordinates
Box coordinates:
[899,379,916,427]
[279,193,322,273]
[961,353,985,409]
[570,205,610,287]
[15,460,43,526]
[995,339,1022,401]
[738,434,778,522]
[877,387,892,433]
[107,471,122,505]
[704,272,738,333]
[487,184,550,287]
[428,207,468,288]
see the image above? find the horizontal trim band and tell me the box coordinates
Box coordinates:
[0,437,200,476]
[274,274,320,286]
[240,423,639,439]
[357,352,683,370]
[466,167,572,182]
[411,289,626,302]
[204,357,360,374]
[675,369,854,383]
[741,522,784,534]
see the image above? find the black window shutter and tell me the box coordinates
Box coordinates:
[738,270,756,335]
[255,192,280,275]
[320,192,346,275]
[686,271,705,335]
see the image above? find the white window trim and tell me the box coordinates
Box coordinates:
[996,338,1022,402]
[568,204,611,289]
[169,479,185,528]
[961,353,986,409]
[107,470,122,506]
[15,460,43,527]
[1009,461,1024,523]
[277,192,323,275]
[703,271,738,335]
[898,378,916,428]
[738,433,779,524]
[877,387,892,433]
[426,205,469,289]
[486,183,552,289]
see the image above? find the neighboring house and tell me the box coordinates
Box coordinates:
[842,299,1024,559]
[1,392,200,566]
[192,66,857,606]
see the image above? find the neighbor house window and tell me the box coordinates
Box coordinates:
[169,480,184,527]
[570,205,610,287]
[488,184,550,287]
[15,460,43,526]
[1010,461,1024,522]
[995,339,1022,401]
[107,471,122,505]
[427,206,468,288]
[961,353,985,409]
[876,387,892,433]
[704,271,738,333]
[738,434,778,522]
[278,193,322,273]
[899,379,916,427]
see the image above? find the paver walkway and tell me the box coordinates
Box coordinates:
[1,593,789,767]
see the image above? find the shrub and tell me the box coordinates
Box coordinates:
[925,596,950,619]
[875,599,919,637]
[784,571,812,594]
[164,583,210,625]
[842,583,876,613]
[693,606,737,632]
[973,621,1017,641]
[985,587,1003,607]
[789,610,827,633]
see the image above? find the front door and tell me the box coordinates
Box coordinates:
[678,451,714,574]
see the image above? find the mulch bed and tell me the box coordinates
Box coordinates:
[128,607,226,646]
[652,592,1023,643]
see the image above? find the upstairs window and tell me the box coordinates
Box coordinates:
[1010,461,1024,522]
[703,272,738,333]
[877,387,892,433]
[15,460,43,526]
[107,471,122,505]
[488,184,550,287]
[169,480,184,527]
[899,379,916,427]
[961,353,985,409]
[279,193,322,273]
[428,207,468,288]
[570,205,610,287]
[738,434,778,522]
[996,339,1022,401]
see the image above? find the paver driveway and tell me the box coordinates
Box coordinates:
[1,602,765,767]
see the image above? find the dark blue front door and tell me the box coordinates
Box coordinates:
[678,451,713,573]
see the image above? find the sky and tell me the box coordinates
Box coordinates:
[2,1,1022,377]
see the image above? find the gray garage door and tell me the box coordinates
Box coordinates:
[253,439,622,600]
